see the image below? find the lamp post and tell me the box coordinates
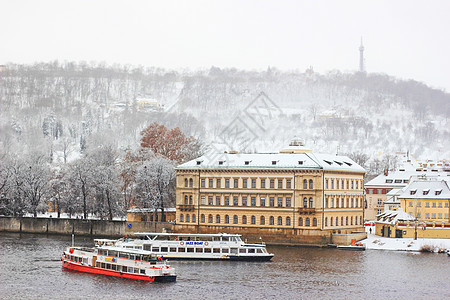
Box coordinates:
[414,219,418,240]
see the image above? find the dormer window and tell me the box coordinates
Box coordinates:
[334,161,343,166]
[196,161,202,165]
[394,180,402,183]
[298,161,303,165]
[435,189,442,195]
[423,189,429,195]
[245,161,250,165]
[324,160,332,165]
[272,161,277,165]
[385,179,393,183]
[218,161,224,165]
[410,190,416,195]
[344,162,352,166]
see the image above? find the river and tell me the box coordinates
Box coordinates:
[0,232,448,299]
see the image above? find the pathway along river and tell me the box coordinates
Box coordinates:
[0,233,448,299]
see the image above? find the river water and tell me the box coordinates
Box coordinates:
[0,232,448,299]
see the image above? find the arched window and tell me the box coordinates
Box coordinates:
[336,217,338,226]
[305,218,310,226]
[350,216,353,225]
[325,198,329,208]
[208,214,213,223]
[184,195,188,204]
[251,216,256,224]
[201,214,205,223]
[180,214,184,222]
[225,215,229,224]
[330,217,333,226]
[309,179,313,189]
[299,217,303,226]
[277,216,282,225]
[184,178,188,187]
[186,214,190,222]
[303,179,308,189]
[346,216,348,225]
[189,178,193,187]
[216,214,221,223]
[336,198,340,208]
[192,214,196,222]
[242,215,247,224]
[233,215,238,224]
[260,216,265,225]
[286,217,291,226]
[341,217,344,226]
[309,197,313,208]
[269,216,274,225]
[303,197,308,208]
[189,195,193,204]
[325,217,328,227]
[313,218,317,226]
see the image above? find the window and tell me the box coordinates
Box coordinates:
[303,197,308,208]
[260,216,265,225]
[432,213,436,219]
[251,197,256,206]
[432,202,436,208]
[225,215,230,224]
[208,214,213,223]
[180,214,184,222]
[417,201,421,207]
[426,202,430,207]
[378,189,382,194]
[305,218,310,226]
[351,180,354,189]
[377,199,383,205]
[243,179,248,188]
[325,198,329,208]
[278,197,283,207]
[445,202,449,208]
[184,195,188,205]
[189,178,193,187]
[261,179,266,188]
[336,198,340,208]
[336,217,338,226]
[252,179,256,188]
[445,214,449,219]
[201,214,205,223]
[251,216,256,224]
[438,202,442,208]
[299,217,303,226]
[184,178,188,187]
[277,216,282,225]
[186,214,190,222]
[330,217,333,226]
[438,213,442,219]
[356,181,359,189]
[225,179,230,188]
[224,196,229,206]
[189,195,193,204]
[346,181,349,189]
[269,216,274,225]
[201,196,205,205]
[233,196,239,206]
[309,197,313,208]
[278,179,283,189]
[270,179,275,188]
[350,216,353,225]
[234,179,239,188]
[233,215,238,224]
[209,179,213,188]
[270,197,275,207]
[345,216,348,225]
[216,196,221,206]
[286,180,291,189]
[192,214,196,222]
[208,196,213,205]
[325,217,328,226]
[331,180,334,189]
[216,179,221,188]
[336,179,339,190]
[426,213,430,219]
[346,198,349,208]
[303,179,308,189]
[201,179,205,188]
[216,214,220,223]
[341,217,344,226]
[286,197,291,207]
[313,218,317,226]
[394,179,402,183]
[286,217,291,226]
[330,198,334,208]
[260,197,266,207]
[242,215,247,224]
[368,189,373,194]
[410,190,416,195]
[309,179,313,189]
[326,180,329,189]
[242,196,247,206]
[351,198,354,208]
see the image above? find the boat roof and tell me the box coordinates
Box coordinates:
[99,245,157,256]
[135,232,243,238]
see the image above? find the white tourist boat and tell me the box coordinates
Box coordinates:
[95,232,274,261]
[61,244,176,282]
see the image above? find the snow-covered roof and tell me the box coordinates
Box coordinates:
[398,178,450,200]
[127,207,176,213]
[376,209,415,225]
[365,170,450,188]
[176,152,365,173]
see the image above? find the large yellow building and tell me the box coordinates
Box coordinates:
[175,144,366,242]
[399,176,450,223]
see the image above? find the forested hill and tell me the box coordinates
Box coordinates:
[1,61,449,174]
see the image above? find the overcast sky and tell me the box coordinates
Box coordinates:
[1,0,449,91]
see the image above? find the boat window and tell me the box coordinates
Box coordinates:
[101,263,106,269]
[111,264,117,271]
[205,248,213,253]
[222,248,229,253]
[187,248,194,253]
[122,266,127,273]
[169,247,176,252]
[213,248,220,253]
[160,247,168,252]
[129,254,136,260]
[134,268,139,274]
[119,252,128,258]
[178,248,186,252]
[239,249,246,254]
[83,258,88,264]
[195,248,203,253]
[140,269,145,274]
[230,248,238,254]
[127,267,133,273]
[248,249,255,253]
[109,250,117,257]
[152,247,160,252]
[222,237,229,242]
[106,264,112,270]
[96,262,100,268]
[257,249,263,253]
[143,244,151,251]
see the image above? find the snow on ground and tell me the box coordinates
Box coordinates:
[361,225,450,252]
[23,212,126,221]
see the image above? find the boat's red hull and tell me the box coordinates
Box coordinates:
[61,257,176,282]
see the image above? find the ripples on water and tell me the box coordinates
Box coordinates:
[0,233,449,299]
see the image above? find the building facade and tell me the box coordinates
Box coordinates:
[175,147,365,243]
